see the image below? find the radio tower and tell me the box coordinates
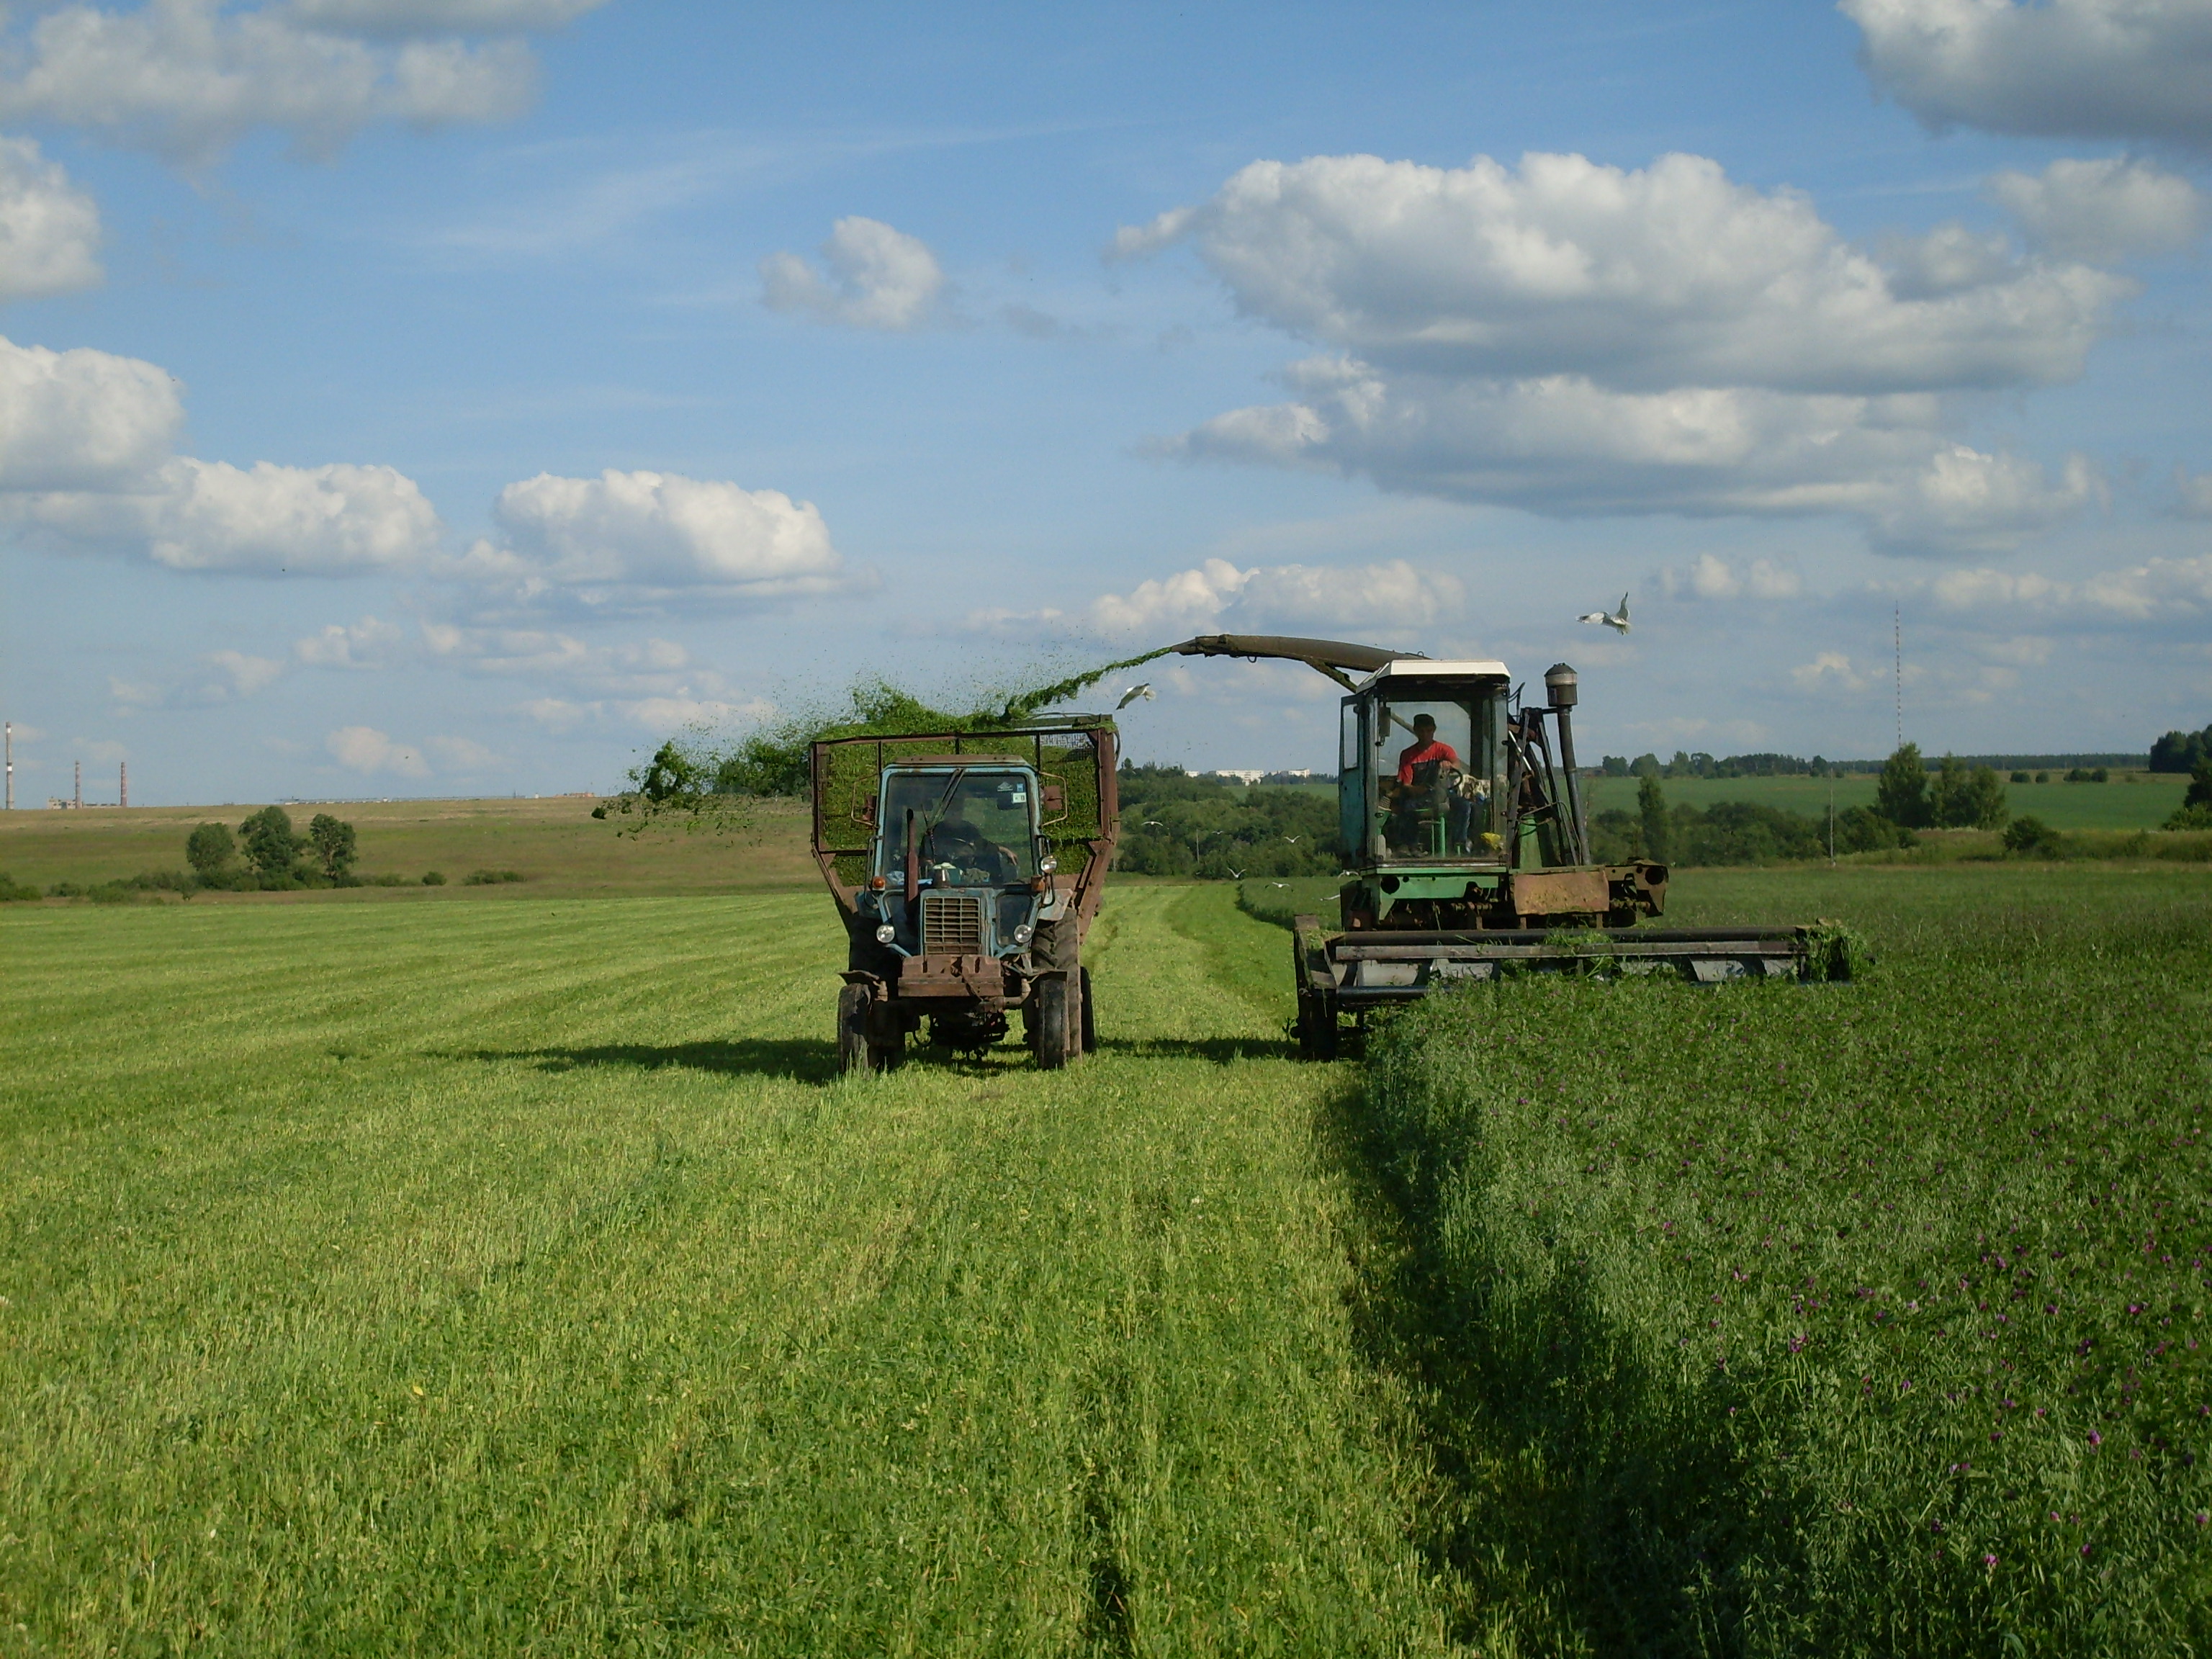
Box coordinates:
[120,761,127,809]
[74,759,81,809]
[4,722,12,811]
[1894,605,1903,750]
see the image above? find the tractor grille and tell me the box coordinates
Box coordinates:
[921,892,986,955]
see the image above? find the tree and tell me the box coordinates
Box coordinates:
[1875,742,1929,827]
[1963,764,2009,829]
[185,822,235,876]
[2003,815,2062,857]
[307,813,357,878]
[1637,774,1670,862]
[2188,760,2212,812]
[238,806,300,878]
[1928,754,2008,829]
[1629,753,1660,778]
[2149,725,2211,773]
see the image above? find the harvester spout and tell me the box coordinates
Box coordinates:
[1169,634,1429,692]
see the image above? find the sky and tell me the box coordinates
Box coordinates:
[2,0,2210,805]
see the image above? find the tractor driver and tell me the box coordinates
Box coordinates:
[1388,713,1465,854]
[922,794,1017,884]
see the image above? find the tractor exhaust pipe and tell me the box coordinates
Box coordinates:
[1545,664,1591,866]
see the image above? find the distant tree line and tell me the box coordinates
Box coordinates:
[1113,765,1340,879]
[2151,721,2212,774]
[1599,751,1847,779]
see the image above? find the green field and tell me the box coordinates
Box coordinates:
[6,860,2209,1653]
[0,885,1457,1655]
[1581,772,2191,831]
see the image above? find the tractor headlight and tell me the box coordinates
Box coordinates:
[1012,924,1033,946]
[1038,855,1057,873]
[875,923,897,944]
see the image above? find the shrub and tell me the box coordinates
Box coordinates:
[0,871,42,902]
[307,813,357,878]
[421,871,446,886]
[1928,754,2008,829]
[364,873,408,887]
[462,868,525,885]
[1637,774,1669,862]
[185,822,235,875]
[2002,814,2064,856]
[2010,770,2030,783]
[2164,804,2212,832]
[238,806,300,878]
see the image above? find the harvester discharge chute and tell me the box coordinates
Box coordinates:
[1166,634,1844,1060]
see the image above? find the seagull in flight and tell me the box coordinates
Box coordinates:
[1578,593,1631,634]
[1228,868,1245,880]
[1284,835,1302,844]
[1143,819,1164,827]
[1116,683,1154,709]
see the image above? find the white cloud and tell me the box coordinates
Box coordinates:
[294,613,405,665]
[285,0,606,32]
[1790,652,1876,693]
[976,556,1463,639]
[0,334,181,490]
[1988,157,2206,262]
[23,457,442,572]
[475,468,847,600]
[207,648,284,695]
[2176,466,2212,518]
[0,138,102,302]
[423,733,501,770]
[325,724,428,775]
[1844,0,2212,148]
[1124,150,2125,554]
[1670,552,1804,601]
[0,0,541,166]
[421,622,693,688]
[1123,150,2123,394]
[516,695,587,729]
[760,216,945,331]
[1930,552,2212,621]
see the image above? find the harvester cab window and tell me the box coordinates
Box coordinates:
[1370,694,1498,860]
[878,770,1040,888]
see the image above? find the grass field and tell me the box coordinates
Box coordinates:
[0,798,816,897]
[7,862,2209,1653]
[1359,866,2212,1654]
[1581,772,2191,831]
[0,884,1460,1655]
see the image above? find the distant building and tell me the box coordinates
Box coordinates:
[1205,769,1266,784]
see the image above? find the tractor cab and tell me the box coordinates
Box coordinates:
[859,762,1063,962]
[1340,660,1510,868]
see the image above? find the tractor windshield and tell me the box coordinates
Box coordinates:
[879,770,1040,886]
[1362,690,1503,861]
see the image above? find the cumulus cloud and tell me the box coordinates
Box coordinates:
[0,138,102,301]
[1123,149,2123,554]
[1988,156,2206,262]
[1790,651,1876,693]
[421,622,695,688]
[0,0,543,166]
[1667,552,1804,601]
[110,645,287,709]
[1929,551,2212,621]
[467,468,848,601]
[21,457,442,572]
[326,724,428,775]
[1123,150,2122,394]
[2175,466,2212,518]
[972,556,1462,639]
[760,216,945,330]
[294,613,405,666]
[1844,0,2212,148]
[0,335,181,490]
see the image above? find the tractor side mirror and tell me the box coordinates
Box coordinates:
[1041,784,1066,813]
[858,793,878,826]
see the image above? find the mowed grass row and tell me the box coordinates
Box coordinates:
[0,888,1455,1656]
[1357,867,2212,1655]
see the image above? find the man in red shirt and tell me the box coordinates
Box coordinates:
[1397,713,1459,787]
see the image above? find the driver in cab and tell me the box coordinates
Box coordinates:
[923,796,1017,884]
[1387,714,1467,853]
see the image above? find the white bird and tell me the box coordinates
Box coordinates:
[1284,835,1302,844]
[1143,819,1165,827]
[1269,881,1288,889]
[1228,868,1245,879]
[1116,683,1155,709]
[1578,593,1631,634]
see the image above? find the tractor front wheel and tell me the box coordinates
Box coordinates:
[1033,975,1075,1070]
[837,984,872,1076]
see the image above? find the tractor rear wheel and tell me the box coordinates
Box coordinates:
[1033,974,1074,1069]
[1079,966,1097,1054]
[837,984,872,1076]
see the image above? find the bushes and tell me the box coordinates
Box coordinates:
[1113,766,1339,878]
[462,869,524,885]
[1,871,44,902]
[2002,814,2064,857]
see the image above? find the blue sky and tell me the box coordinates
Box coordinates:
[3,0,2209,804]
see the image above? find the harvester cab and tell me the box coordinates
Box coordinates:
[810,720,1118,1075]
[1168,634,1845,1058]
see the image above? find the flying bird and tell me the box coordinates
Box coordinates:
[1228,868,1245,880]
[1116,683,1154,709]
[1284,835,1302,844]
[1578,593,1631,634]
[1143,819,1165,827]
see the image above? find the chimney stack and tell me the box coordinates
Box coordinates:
[74,760,81,809]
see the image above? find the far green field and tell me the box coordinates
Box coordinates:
[1582,770,2189,830]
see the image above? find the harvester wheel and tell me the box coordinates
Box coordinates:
[1033,974,1074,1070]
[1079,966,1097,1054]
[1295,988,1339,1061]
[837,984,872,1076]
